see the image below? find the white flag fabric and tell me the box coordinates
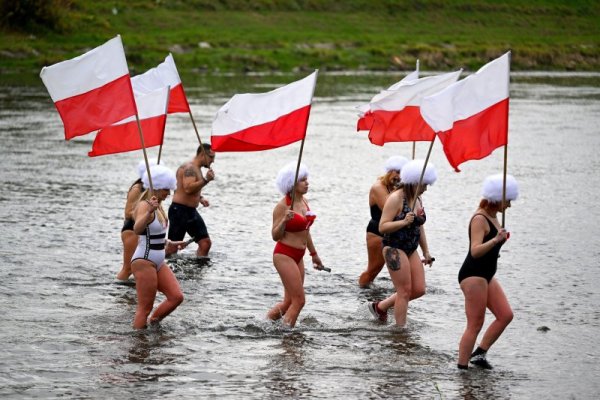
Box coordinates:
[211,71,317,152]
[132,54,190,113]
[359,70,462,145]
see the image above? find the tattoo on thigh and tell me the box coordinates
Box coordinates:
[384,248,401,271]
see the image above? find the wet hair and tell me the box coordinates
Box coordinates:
[196,143,212,156]
[402,182,420,205]
[129,178,143,191]
[479,198,507,211]
[379,170,398,189]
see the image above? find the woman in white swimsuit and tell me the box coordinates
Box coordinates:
[131,164,188,329]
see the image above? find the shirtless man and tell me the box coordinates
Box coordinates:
[167,143,215,257]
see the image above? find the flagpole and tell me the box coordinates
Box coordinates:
[187,109,209,159]
[501,51,511,228]
[411,136,436,210]
[290,70,319,208]
[501,142,508,227]
[157,86,171,165]
[135,113,154,194]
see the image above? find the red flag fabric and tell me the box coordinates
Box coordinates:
[358,70,462,146]
[211,71,317,152]
[88,87,169,157]
[132,54,191,114]
[421,52,511,172]
[39,35,137,140]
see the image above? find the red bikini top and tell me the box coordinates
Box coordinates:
[284,194,316,232]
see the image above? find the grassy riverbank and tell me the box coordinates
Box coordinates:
[1,0,598,82]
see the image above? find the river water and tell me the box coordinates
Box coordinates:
[1,72,599,399]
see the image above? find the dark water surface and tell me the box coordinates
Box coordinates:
[1,72,599,399]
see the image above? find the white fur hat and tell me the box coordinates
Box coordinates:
[276,162,309,195]
[400,159,437,185]
[137,158,159,180]
[482,174,519,202]
[142,164,176,191]
[384,155,409,172]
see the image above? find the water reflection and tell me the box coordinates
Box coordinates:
[264,332,313,399]
[1,74,599,398]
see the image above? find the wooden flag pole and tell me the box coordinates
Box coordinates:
[157,86,171,165]
[501,142,508,228]
[290,70,319,208]
[135,113,154,194]
[501,52,511,228]
[411,136,436,210]
[187,109,209,159]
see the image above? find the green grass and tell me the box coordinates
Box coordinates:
[0,0,598,82]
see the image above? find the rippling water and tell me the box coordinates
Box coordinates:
[1,72,599,399]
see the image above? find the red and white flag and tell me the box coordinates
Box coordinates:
[211,71,317,152]
[421,52,510,172]
[357,61,419,130]
[88,87,169,157]
[359,70,462,146]
[40,35,137,140]
[132,54,190,114]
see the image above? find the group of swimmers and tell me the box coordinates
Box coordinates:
[356,156,518,370]
[116,145,519,371]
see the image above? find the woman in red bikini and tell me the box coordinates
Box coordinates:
[267,162,324,328]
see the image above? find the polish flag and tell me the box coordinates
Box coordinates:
[211,71,317,152]
[361,70,462,146]
[40,35,137,140]
[357,61,419,130]
[132,54,190,114]
[88,87,169,157]
[421,52,510,172]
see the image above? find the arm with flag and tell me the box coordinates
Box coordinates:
[39,35,137,140]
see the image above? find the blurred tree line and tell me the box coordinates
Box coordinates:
[1,0,73,32]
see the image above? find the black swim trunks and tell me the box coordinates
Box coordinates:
[168,202,209,242]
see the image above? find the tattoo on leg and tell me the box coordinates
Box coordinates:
[384,248,401,271]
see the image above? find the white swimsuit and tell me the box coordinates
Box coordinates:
[132,212,168,271]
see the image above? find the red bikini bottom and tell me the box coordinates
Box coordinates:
[273,242,306,264]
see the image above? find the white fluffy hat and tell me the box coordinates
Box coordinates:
[400,159,437,185]
[276,162,309,195]
[142,164,177,191]
[482,174,519,202]
[384,155,409,172]
[137,158,159,180]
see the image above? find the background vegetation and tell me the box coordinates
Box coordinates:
[1,0,598,80]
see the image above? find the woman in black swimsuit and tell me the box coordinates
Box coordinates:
[368,160,436,326]
[457,174,519,370]
[358,156,408,288]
